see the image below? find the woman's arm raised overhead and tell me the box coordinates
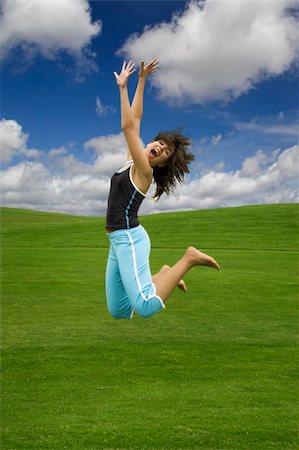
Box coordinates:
[125,59,159,160]
[114,61,151,178]
[131,59,159,127]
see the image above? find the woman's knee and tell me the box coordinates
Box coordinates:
[108,308,133,320]
[107,302,132,320]
[110,311,123,319]
[133,296,164,318]
[133,304,155,318]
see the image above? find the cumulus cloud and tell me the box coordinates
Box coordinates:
[0,0,101,77]
[1,121,298,216]
[0,160,109,215]
[84,133,128,177]
[0,130,129,215]
[0,129,298,216]
[118,0,299,104]
[49,146,68,157]
[84,133,127,155]
[146,145,299,213]
[18,148,44,159]
[0,118,29,162]
[0,118,47,163]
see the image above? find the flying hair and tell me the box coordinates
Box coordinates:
[152,127,195,200]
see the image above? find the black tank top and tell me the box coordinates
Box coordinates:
[106,161,146,231]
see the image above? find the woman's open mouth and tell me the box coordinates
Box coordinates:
[150,148,159,159]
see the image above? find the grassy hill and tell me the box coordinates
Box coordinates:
[1,205,298,449]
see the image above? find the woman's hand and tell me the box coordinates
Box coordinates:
[139,58,159,78]
[114,61,136,88]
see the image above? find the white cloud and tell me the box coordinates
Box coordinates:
[49,146,68,157]
[0,118,29,162]
[84,133,127,155]
[0,118,45,163]
[145,145,299,213]
[1,118,298,216]
[95,97,116,117]
[0,160,110,215]
[1,136,298,216]
[118,0,299,104]
[239,151,266,177]
[234,120,299,137]
[18,148,44,159]
[0,0,101,76]
[84,133,128,177]
[0,131,128,215]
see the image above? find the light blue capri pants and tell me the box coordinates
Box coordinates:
[105,225,165,319]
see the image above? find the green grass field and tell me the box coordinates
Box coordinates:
[1,204,298,450]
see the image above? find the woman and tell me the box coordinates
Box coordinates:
[105,60,220,319]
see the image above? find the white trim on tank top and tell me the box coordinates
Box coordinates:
[116,160,152,197]
[116,160,133,174]
[129,165,147,197]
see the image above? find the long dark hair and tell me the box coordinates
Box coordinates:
[152,128,194,200]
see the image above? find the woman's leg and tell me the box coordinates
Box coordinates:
[153,247,220,303]
[152,265,187,293]
[116,226,165,317]
[105,246,134,319]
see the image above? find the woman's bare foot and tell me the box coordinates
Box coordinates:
[178,279,187,293]
[186,246,220,270]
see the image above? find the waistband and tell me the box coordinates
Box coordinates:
[107,224,144,239]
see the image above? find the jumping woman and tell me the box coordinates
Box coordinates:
[105,59,220,319]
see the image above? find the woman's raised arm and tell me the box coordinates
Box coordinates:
[131,59,159,123]
[114,61,152,177]
[126,59,159,160]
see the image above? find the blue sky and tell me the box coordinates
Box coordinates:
[1,0,298,216]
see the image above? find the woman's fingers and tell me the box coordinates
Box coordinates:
[122,59,160,75]
[145,58,160,73]
[117,59,166,80]
[126,60,135,70]
[122,60,136,75]
[120,60,135,71]
[150,58,159,66]
[149,58,159,67]
[119,59,160,78]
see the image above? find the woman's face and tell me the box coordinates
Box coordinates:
[145,140,173,167]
